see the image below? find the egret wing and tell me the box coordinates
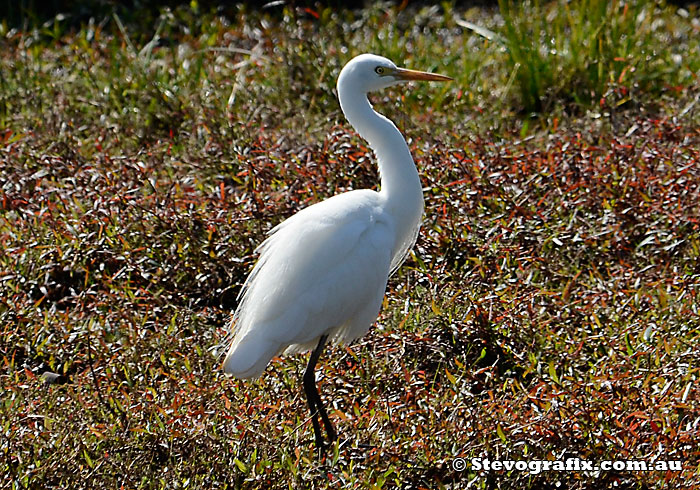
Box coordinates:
[223,190,395,378]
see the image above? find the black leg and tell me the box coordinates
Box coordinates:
[317,395,337,443]
[303,334,336,451]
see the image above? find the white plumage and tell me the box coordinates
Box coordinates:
[222,53,450,449]
[224,190,395,377]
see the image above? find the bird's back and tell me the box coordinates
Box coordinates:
[223,189,396,378]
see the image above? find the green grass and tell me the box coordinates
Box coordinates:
[497,0,694,113]
[1,1,700,489]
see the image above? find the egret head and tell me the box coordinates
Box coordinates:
[337,53,452,94]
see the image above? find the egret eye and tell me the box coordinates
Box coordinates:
[375,66,385,75]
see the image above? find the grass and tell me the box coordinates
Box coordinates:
[1,1,699,488]
[497,0,695,113]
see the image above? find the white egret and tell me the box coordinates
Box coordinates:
[223,53,451,450]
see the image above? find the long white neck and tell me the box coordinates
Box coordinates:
[337,83,425,269]
[338,84,424,229]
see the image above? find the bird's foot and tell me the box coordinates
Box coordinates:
[312,433,339,460]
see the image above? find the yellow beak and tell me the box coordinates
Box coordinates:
[394,67,453,82]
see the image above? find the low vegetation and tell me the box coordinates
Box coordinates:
[1,1,699,488]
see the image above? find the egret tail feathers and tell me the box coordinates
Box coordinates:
[222,333,280,379]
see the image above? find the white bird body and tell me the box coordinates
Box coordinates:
[224,189,396,378]
[221,53,450,449]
